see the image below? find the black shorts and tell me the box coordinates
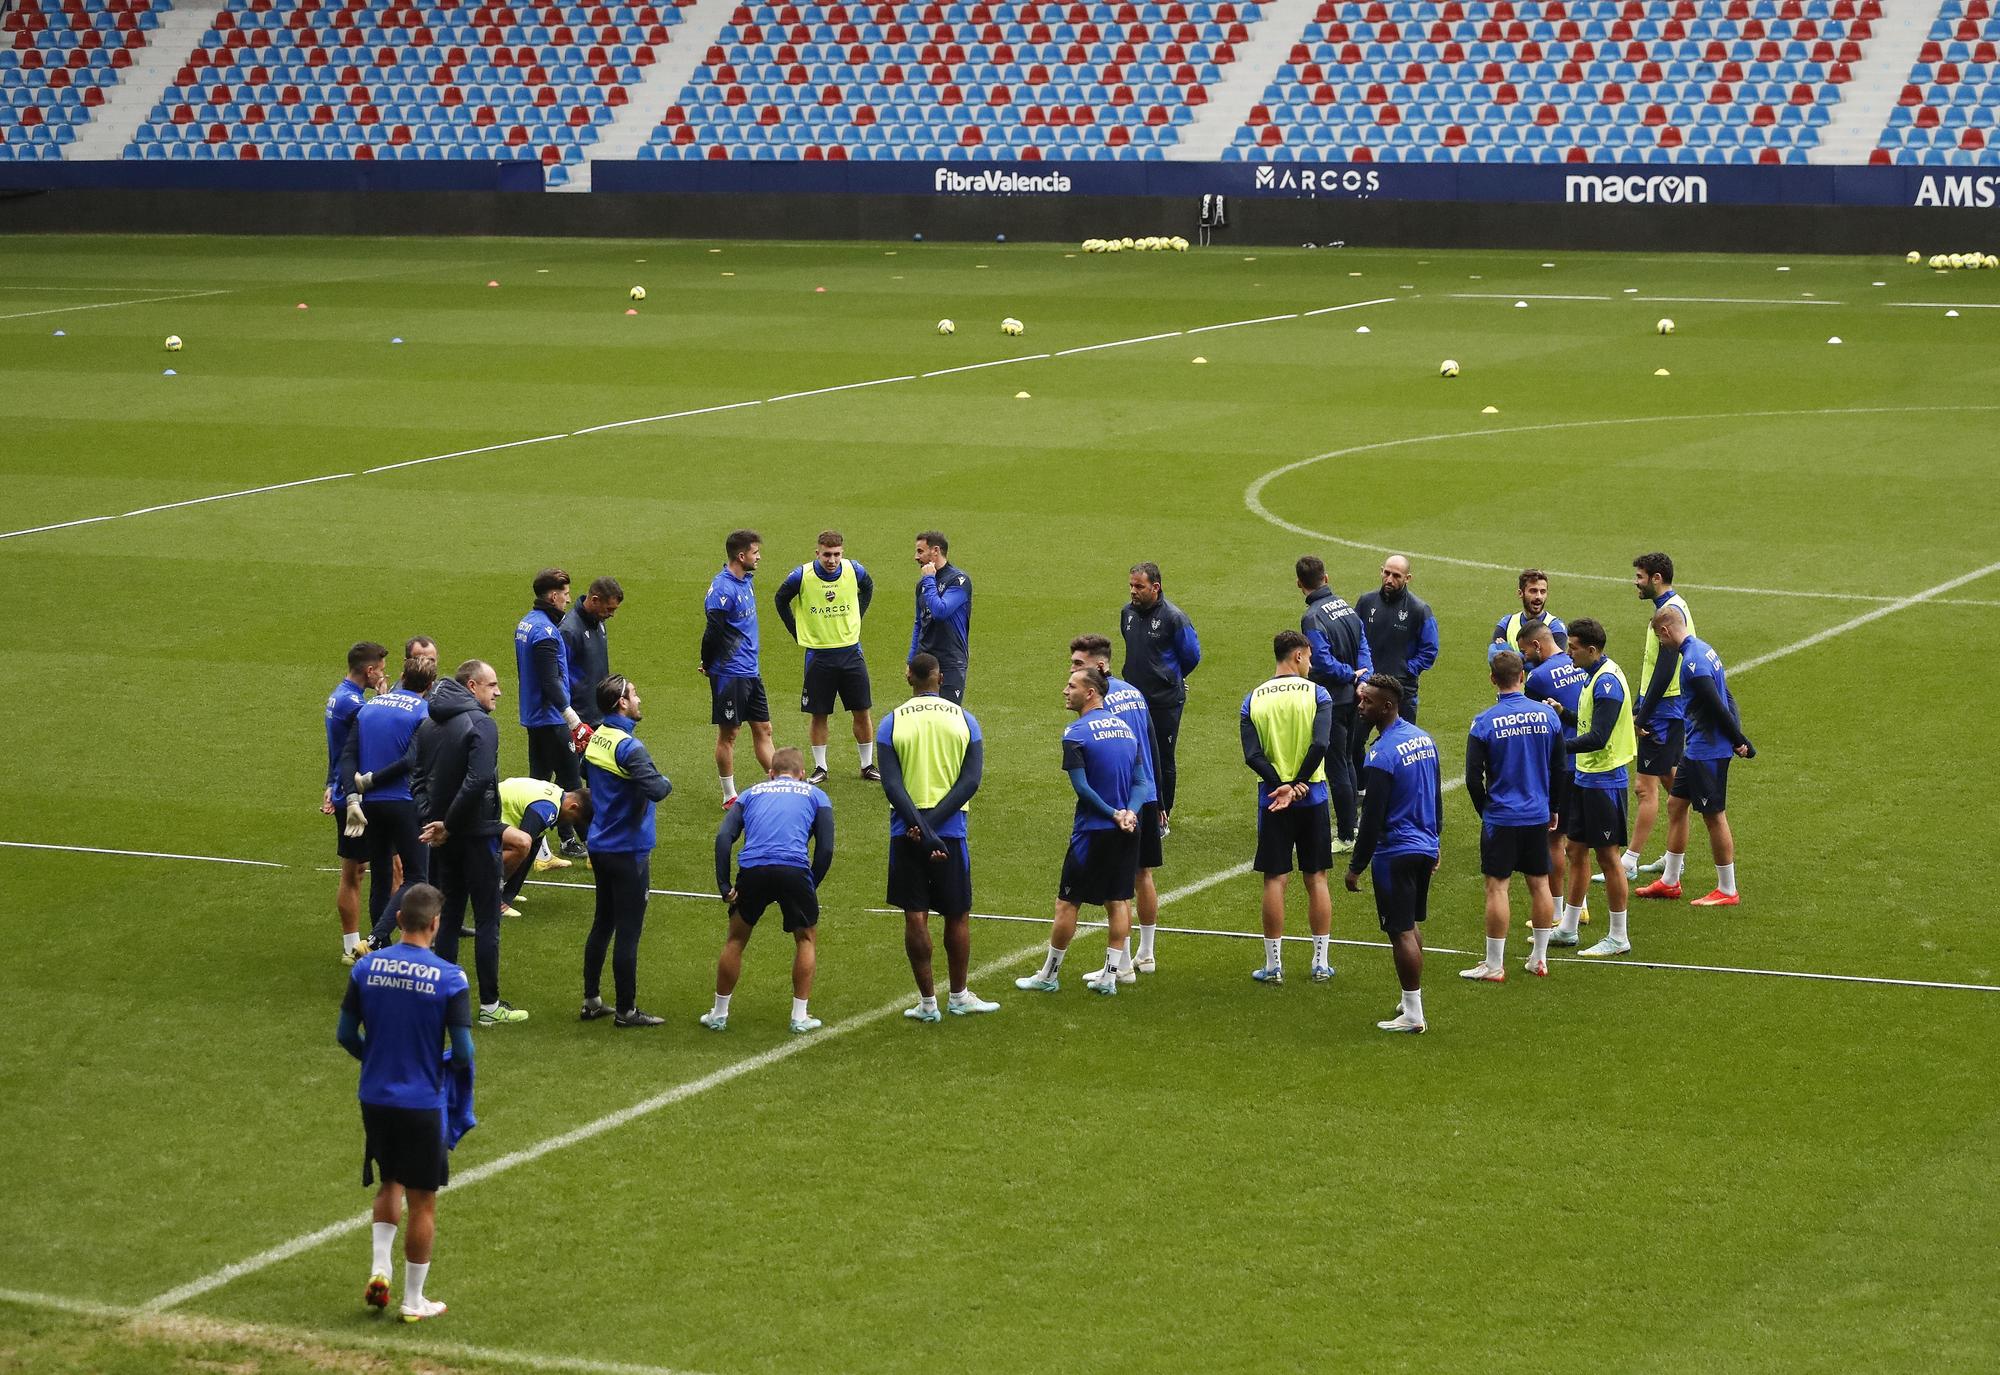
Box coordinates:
[1137,801,1164,870]
[1565,784,1629,849]
[526,723,583,789]
[1480,821,1552,879]
[733,864,820,931]
[361,1101,447,1192]
[1058,829,1139,907]
[938,666,967,706]
[801,649,872,716]
[1636,717,1686,777]
[1370,852,1434,934]
[1254,800,1333,877]
[712,675,770,727]
[335,807,368,862]
[1670,756,1731,815]
[887,834,972,915]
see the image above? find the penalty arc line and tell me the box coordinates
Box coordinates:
[135,863,1240,1314]
[1243,406,2000,608]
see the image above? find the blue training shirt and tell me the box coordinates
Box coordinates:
[513,606,571,727]
[1102,674,1157,783]
[344,943,470,1110]
[353,689,429,803]
[1061,707,1148,838]
[1362,717,1443,859]
[736,776,833,871]
[1679,635,1742,761]
[1468,691,1564,826]
[1524,652,1590,743]
[325,678,367,791]
[705,566,761,679]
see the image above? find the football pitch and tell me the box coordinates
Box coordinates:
[3,231,1998,1375]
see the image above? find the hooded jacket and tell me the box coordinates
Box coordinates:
[413,677,502,839]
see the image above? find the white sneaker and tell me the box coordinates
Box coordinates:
[1014,973,1059,993]
[1376,1011,1426,1034]
[1458,962,1506,983]
[400,1297,448,1323]
[789,1016,823,1034]
[1524,954,1549,978]
[1309,963,1335,983]
[1084,968,1119,996]
[947,990,1000,1014]
[1113,962,1137,986]
[1621,854,1640,881]
[1579,935,1632,958]
[1132,954,1157,974]
[1331,835,1355,855]
[697,1010,728,1031]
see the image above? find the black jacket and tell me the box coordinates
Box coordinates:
[413,677,502,838]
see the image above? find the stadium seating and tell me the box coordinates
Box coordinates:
[1875,0,1999,164]
[123,0,691,183]
[639,1,1266,160]
[1225,0,1875,163]
[1,0,169,161]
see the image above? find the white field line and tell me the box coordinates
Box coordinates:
[1633,295,1843,305]
[1729,558,2000,673]
[1186,312,1298,333]
[1451,293,1614,301]
[1888,301,2000,309]
[0,840,286,868]
[0,288,236,321]
[921,353,1048,378]
[139,861,1233,1313]
[1302,297,1397,316]
[0,298,1393,544]
[1243,406,2000,608]
[0,1287,715,1375]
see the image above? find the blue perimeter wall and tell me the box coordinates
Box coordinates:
[5,159,2000,208]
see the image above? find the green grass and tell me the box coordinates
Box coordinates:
[3,233,1998,1375]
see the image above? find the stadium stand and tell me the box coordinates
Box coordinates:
[1,0,170,160]
[1877,0,1999,163]
[1226,0,1885,163]
[638,0,1268,160]
[120,0,690,184]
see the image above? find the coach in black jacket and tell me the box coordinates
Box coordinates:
[414,660,526,1023]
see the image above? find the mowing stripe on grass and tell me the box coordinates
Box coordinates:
[0,1287,714,1375]
[1244,407,2000,608]
[136,863,1255,1314]
[0,289,236,322]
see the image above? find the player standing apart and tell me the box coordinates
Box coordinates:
[1119,561,1200,835]
[580,675,672,1027]
[1243,631,1338,986]
[1070,635,1166,973]
[1550,619,1635,956]
[338,883,470,1324]
[775,531,879,784]
[910,531,973,704]
[558,576,622,857]
[1016,667,1152,996]
[704,530,774,806]
[1297,555,1372,851]
[705,747,835,1034]
[1353,555,1438,782]
[1518,622,1592,927]
[1463,652,1565,980]
[327,641,388,962]
[1635,612,1755,907]
[878,654,999,1020]
[1626,552,1694,881]
[1345,675,1442,1034]
[1491,568,1567,661]
[514,568,585,865]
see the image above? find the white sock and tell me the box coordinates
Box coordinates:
[947,988,970,1004]
[480,1000,498,1014]
[1107,942,1128,972]
[919,994,938,1013]
[791,996,810,1021]
[1138,923,1156,960]
[344,931,361,954]
[711,992,731,1018]
[857,740,874,767]
[1716,862,1737,896]
[371,1221,396,1277]
[1312,934,1330,968]
[1622,849,1639,879]
[1559,903,1581,937]
[1610,909,1629,942]
[1485,935,1506,967]
[1400,988,1424,1022]
[810,745,827,770]
[1664,850,1686,884]
[1263,937,1283,970]
[1531,926,1552,962]
[1040,945,1067,978]
[720,774,737,800]
[404,1259,429,1306]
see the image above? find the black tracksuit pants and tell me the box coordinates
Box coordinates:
[585,850,650,1012]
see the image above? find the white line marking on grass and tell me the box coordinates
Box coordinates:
[1054,330,1186,355]
[0,840,286,868]
[767,374,915,403]
[0,289,236,321]
[1244,407,2000,607]
[1187,313,1299,333]
[140,862,1245,1312]
[0,515,119,540]
[1543,959,2000,992]
[1729,559,2000,673]
[1451,293,1614,301]
[1633,295,1843,306]
[1888,301,2000,309]
[364,433,568,475]
[864,909,1481,958]
[1301,298,1398,316]
[921,353,1050,378]
[118,473,353,519]
[0,1287,717,1375]
[571,400,764,437]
